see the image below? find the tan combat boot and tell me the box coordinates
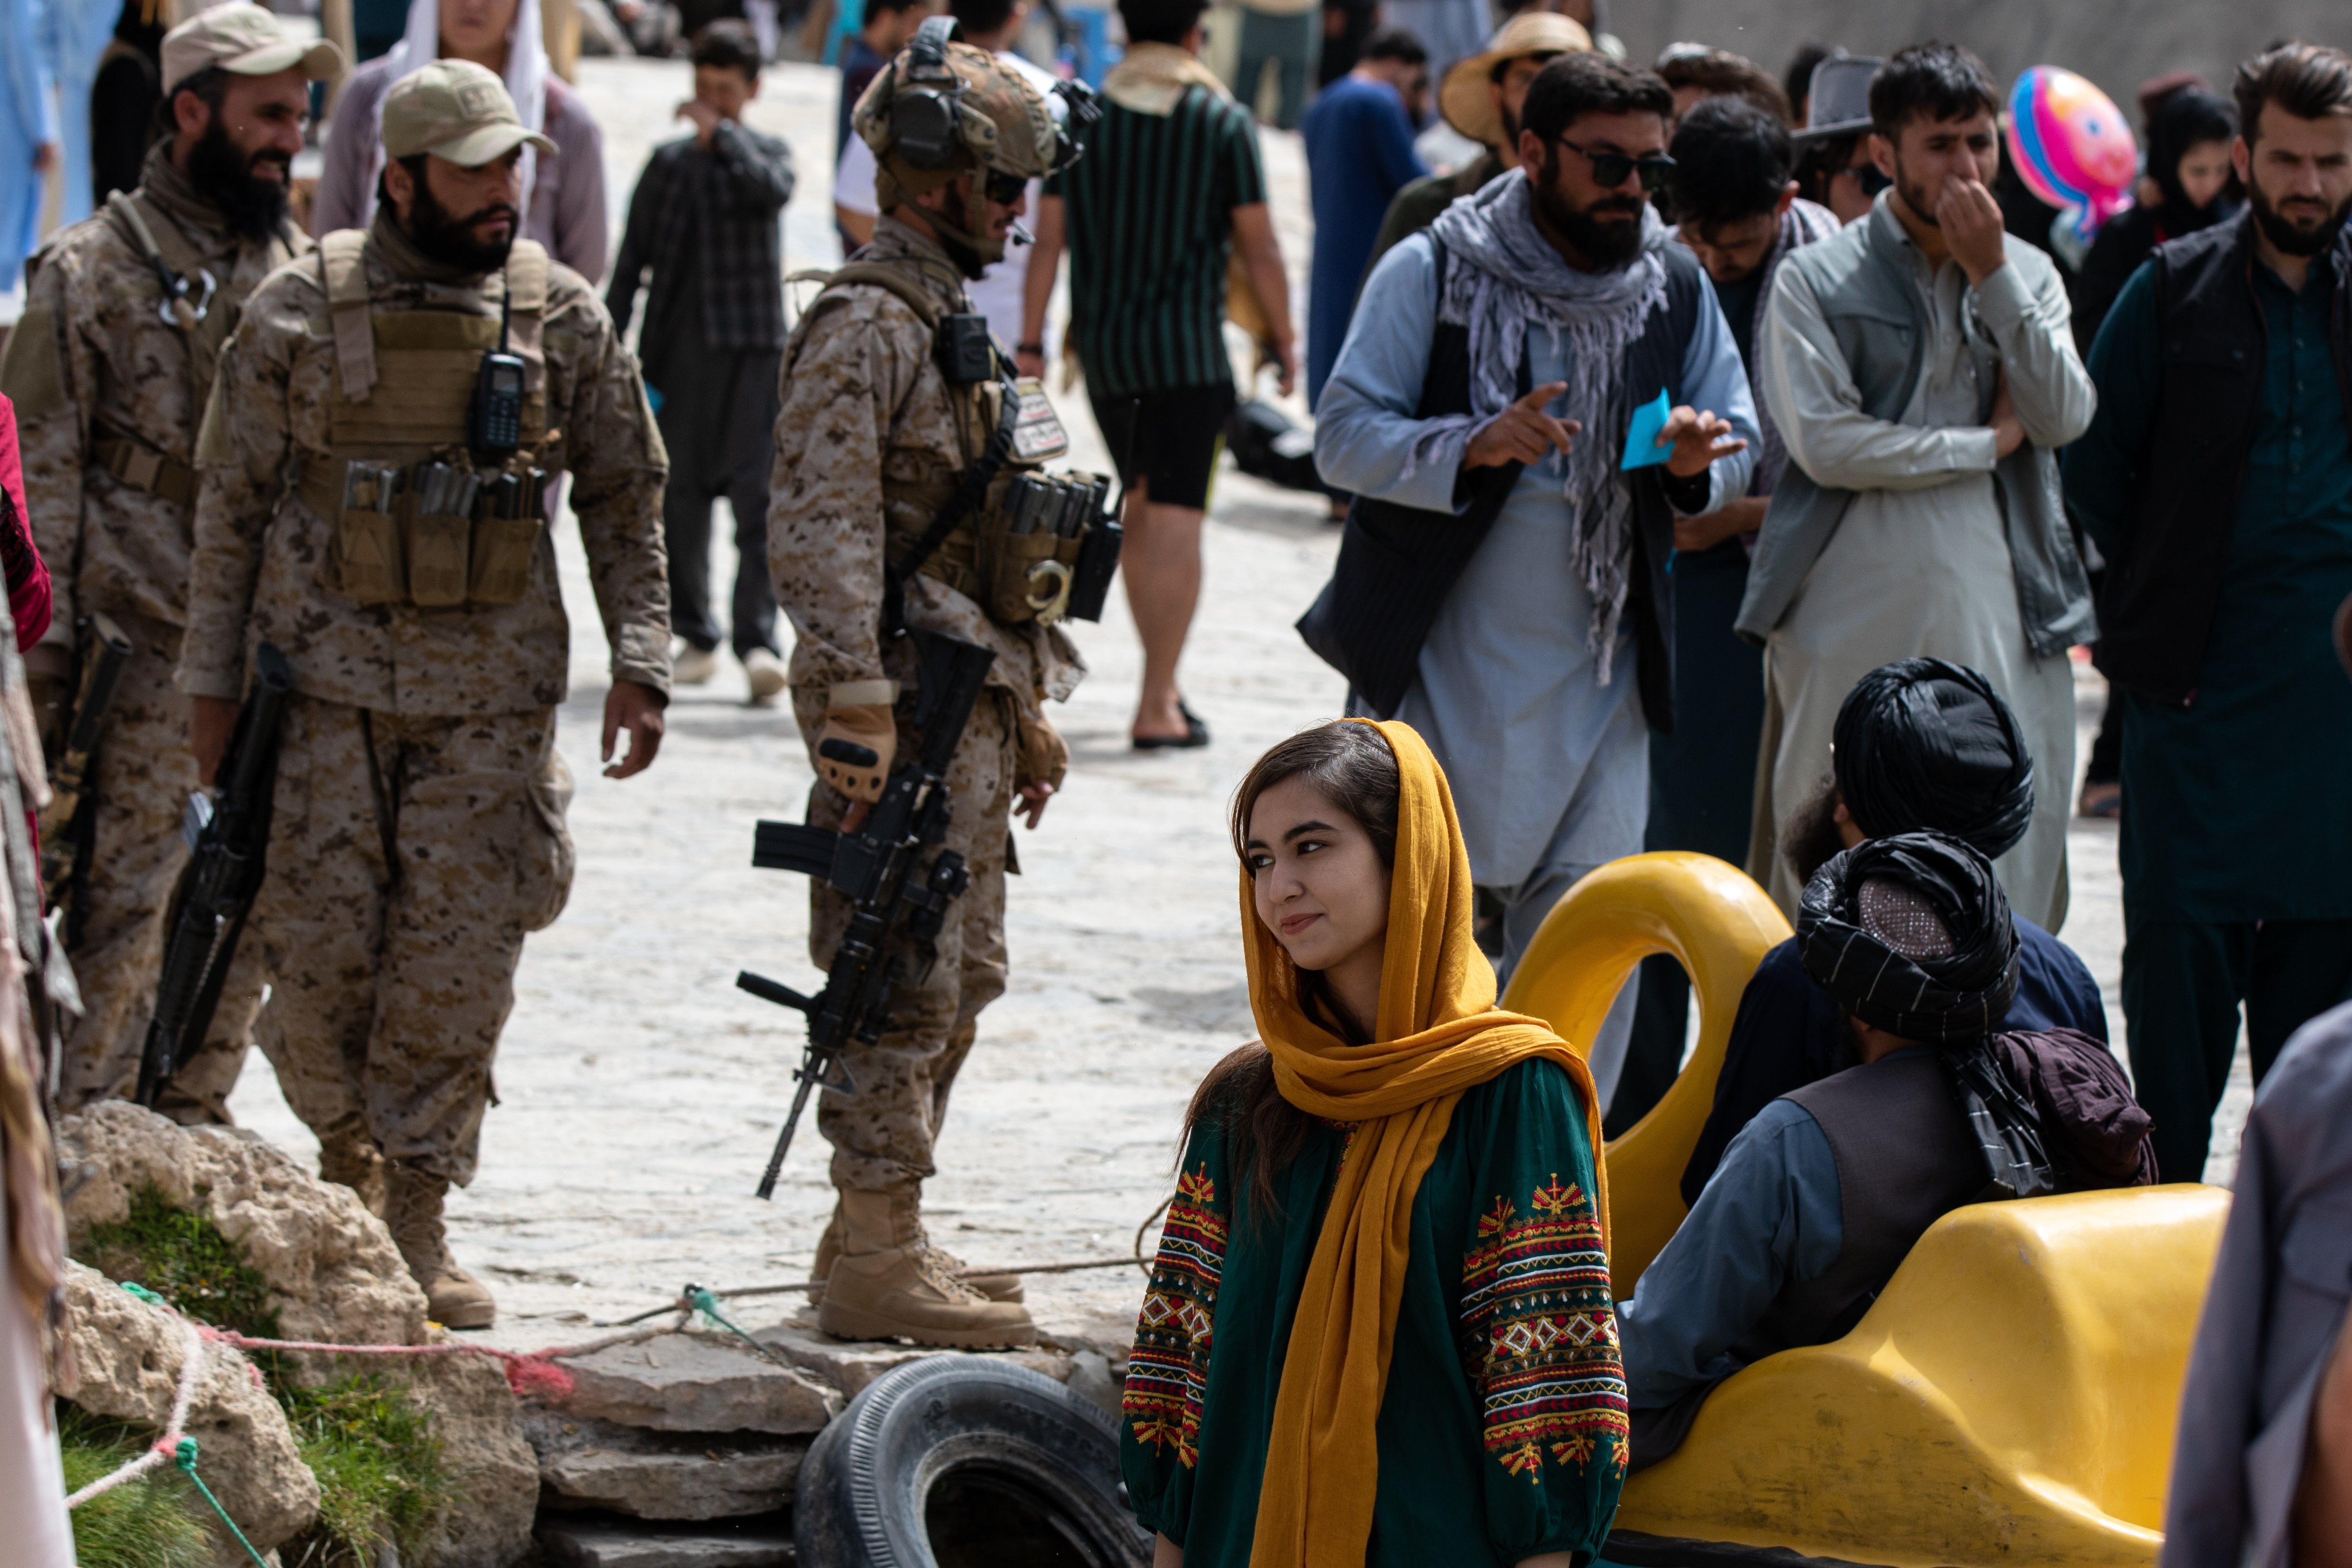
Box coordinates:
[808,1203,843,1309]
[317,1125,387,1218]
[385,1161,496,1330]
[816,1186,1035,1349]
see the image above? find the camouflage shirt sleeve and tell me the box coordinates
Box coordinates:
[179,284,303,701]
[0,252,91,644]
[551,278,673,699]
[767,292,931,694]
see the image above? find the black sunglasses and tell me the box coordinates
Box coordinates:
[1553,137,1677,193]
[1853,163,1893,197]
[984,169,1029,205]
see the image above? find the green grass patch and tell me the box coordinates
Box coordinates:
[74,1189,451,1565]
[277,1372,450,1568]
[57,1405,210,1568]
[81,1184,281,1339]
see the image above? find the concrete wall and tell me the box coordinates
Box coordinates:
[1604,0,2351,124]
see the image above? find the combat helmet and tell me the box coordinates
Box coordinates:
[853,15,1096,269]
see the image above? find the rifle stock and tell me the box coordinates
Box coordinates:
[740,633,996,1197]
[39,613,135,915]
[135,643,293,1108]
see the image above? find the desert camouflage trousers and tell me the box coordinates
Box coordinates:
[797,679,1014,1194]
[55,613,264,1123]
[244,697,574,1186]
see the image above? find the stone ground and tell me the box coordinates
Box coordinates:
[228,57,2253,1353]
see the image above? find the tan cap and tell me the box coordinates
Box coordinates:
[381,59,555,165]
[1439,12,1593,146]
[161,2,343,96]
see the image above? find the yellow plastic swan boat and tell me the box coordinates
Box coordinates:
[1500,852,2228,1568]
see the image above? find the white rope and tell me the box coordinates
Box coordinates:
[64,1307,208,1509]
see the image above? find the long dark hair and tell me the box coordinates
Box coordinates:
[1183,722,1400,1217]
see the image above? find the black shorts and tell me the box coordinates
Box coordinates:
[1088,382,1234,512]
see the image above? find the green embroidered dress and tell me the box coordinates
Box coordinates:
[1122,1058,1628,1565]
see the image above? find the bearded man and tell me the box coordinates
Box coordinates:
[1736,41,2096,936]
[2064,42,2352,1185]
[180,60,673,1325]
[1308,50,1755,1109]
[0,4,340,1124]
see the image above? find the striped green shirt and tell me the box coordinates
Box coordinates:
[1048,86,1267,396]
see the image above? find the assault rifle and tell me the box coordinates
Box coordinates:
[136,643,293,1108]
[739,632,997,1199]
[38,613,136,918]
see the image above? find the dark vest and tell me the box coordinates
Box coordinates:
[2102,211,2352,707]
[1747,1048,1985,1354]
[1296,239,1707,731]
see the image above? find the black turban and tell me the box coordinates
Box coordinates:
[1798,832,2021,1045]
[1832,659,2035,859]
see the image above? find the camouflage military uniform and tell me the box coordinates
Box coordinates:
[181,212,671,1186]
[771,216,1085,1194]
[0,142,304,1122]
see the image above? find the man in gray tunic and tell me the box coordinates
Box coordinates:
[1310,52,1753,1104]
[1736,43,2096,932]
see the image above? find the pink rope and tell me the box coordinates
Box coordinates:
[195,1313,690,1402]
[66,1312,207,1509]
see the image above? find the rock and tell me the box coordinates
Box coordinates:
[62,1262,320,1568]
[522,1411,807,1520]
[559,1332,839,1435]
[1062,1348,1122,1421]
[404,1349,540,1568]
[536,1512,795,1568]
[750,1320,1072,1399]
[60,1101,428,1360]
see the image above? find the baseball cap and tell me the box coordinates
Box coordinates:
[1439,13,1593,147]
[161,3,343,98]
[381,59,556,165]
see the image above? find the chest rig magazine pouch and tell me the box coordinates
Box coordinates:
[797,261,1123,631]
[299,230,554,609]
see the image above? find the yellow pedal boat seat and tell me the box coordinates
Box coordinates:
[1502,853,2229,1567]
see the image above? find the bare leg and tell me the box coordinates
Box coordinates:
[1120,479,1206,741]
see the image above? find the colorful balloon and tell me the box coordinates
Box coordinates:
[2005,66,2139,245]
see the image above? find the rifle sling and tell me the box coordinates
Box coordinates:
[883,375,1020,640]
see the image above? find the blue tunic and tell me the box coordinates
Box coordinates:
[1315,233,1758,888]
[1300,74,1426,407]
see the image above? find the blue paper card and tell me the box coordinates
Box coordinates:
[1620,389,1672,470]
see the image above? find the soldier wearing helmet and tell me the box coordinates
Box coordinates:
[769,17,1102,1348]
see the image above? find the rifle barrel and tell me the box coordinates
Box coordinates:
[755,1072,820,1200]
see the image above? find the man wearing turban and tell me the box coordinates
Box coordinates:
[1618,832,2149,1469]
[1680,657,2105,1199]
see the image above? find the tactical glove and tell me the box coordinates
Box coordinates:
[817,699,897,804]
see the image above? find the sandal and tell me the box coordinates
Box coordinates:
[1133,699,1210,751]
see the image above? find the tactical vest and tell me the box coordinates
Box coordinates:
[293,230,553,610]
[789,259,1101,627]
[88,190,297,509]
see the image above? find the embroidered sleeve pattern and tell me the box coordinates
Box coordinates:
[1124,1163,1227,1469]
[1458,1172,1629,1479]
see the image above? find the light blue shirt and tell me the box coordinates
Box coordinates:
[1314,233,1759,884]
[1617,1096,1844,1409]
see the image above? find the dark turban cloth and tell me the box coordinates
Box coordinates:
[1798,832,2022,1045]
[1832,658,2035,858]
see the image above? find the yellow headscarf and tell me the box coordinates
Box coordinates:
[1243,719,1608,1568]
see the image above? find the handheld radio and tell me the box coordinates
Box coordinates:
[470,267,527,459]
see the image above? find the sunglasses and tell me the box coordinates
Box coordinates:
[1854,163,1893,196]
[1553,137,1677,194]
[984,169,1030,205]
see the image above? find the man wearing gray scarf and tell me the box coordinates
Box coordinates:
[1306,50,1755,1106]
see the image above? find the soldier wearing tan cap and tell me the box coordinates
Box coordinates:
[177,59,674,1329]
[0,2,340,1129]
[1365,11,1592,272]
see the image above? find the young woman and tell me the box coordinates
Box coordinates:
[1121,719,1627,1567]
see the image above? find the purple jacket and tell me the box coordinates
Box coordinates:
[312,57,609,284]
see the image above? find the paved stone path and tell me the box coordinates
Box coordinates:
[227,58,2251,1350]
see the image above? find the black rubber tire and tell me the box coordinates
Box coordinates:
[793,1354,1152,1568]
